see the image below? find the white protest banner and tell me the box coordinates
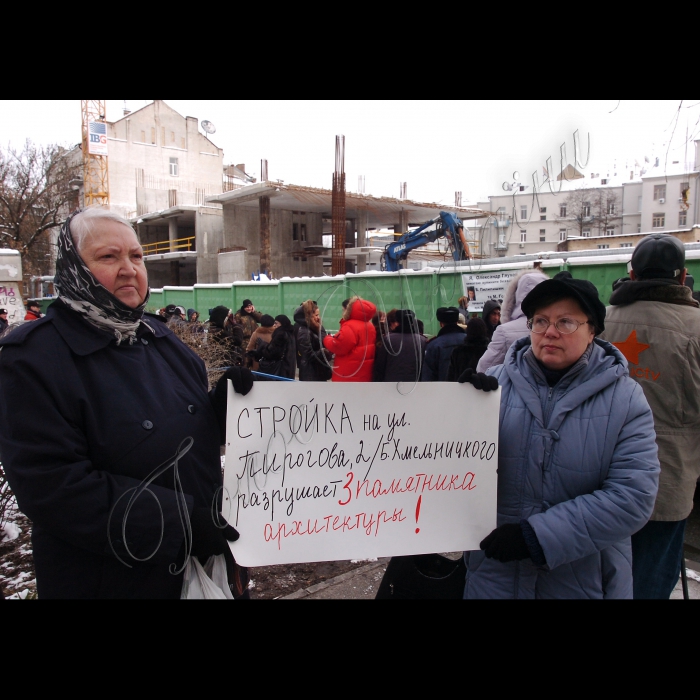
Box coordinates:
[223,381,499,567]
[462,270,519,313]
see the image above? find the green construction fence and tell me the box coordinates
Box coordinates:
[146,250,700,337]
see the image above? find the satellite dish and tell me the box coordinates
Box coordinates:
[201,120,216,134]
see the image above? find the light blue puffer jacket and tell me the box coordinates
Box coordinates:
[464,336,660,599]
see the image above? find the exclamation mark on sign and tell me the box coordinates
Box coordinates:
[415,495,422,533]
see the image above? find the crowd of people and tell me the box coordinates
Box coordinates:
[0,206,696,600]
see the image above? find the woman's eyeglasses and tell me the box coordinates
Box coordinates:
[527,316,590,335]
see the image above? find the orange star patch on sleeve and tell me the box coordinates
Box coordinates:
[612,330,650,365]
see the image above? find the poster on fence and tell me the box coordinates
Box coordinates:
[223,381,499,566]
[462,270,520,313]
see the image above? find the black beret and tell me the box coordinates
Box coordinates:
[521,276,606,334]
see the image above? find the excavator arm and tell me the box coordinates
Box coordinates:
[381,211,471,272]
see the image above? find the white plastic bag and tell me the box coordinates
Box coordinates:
[181,555,235,600]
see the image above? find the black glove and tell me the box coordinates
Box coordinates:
[458,368,499,391]
[217,366,253,397]
[190,507,240,564]
[480,523,530,562]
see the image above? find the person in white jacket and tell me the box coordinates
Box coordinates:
[476,269,549,373]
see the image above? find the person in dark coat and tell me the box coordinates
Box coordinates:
[208,305,244,367]
[246,314,275,372]
[0,208,253,599]
[373,309,426,383]
[254,314,296,380]
[481,300,501,340]
[421,307,466,381]
[0,308,8,335]
[296,300,333,382]
[447,317,490,381]
[233,299,263,348]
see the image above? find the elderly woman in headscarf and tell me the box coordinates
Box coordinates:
[0,208,253,599]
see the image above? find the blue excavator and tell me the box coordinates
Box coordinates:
[380,211,472,272]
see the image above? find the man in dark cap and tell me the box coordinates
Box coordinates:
[421,306,465,381]
[233,299,262,348]
[600,233,700,599]
[0,309,8,334]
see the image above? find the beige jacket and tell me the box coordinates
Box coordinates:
[601,281,700,520]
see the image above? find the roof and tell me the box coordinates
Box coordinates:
[206,181,489,230]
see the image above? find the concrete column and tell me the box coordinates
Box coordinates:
[399,209,409,234]
[168,218,178,252]
[356,209,368,272]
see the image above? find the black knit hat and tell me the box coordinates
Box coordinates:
[521,276,606,335]
[275,314,291,327]
[208,305,229,327]
[436,307,460,324]
[631,233,685,279]
[260,314,275,327]
[242,299,253,307]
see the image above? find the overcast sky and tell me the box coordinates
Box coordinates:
[2,100,699,204]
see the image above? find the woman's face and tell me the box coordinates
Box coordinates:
[80,222,148,308]
[530,298,594,371]
[191,312,199,322]
[312,309,320,326]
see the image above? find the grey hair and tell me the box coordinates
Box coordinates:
[69,207,137,252]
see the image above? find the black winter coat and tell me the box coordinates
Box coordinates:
[297,323,332,381]
[0,301,223,599]
[257,324,296,379]
[446,336,490,381]
[373,331,426,382]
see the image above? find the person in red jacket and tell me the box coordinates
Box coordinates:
[323,296,376,381]
[24,301,42,321]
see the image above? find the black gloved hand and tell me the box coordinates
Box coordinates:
[480,523,530,562]
[211,366,254,443]
[458,368,499,392]
[190,507,240,564]
[217,366,254,397]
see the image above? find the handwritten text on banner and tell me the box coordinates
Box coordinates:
[224,382,499,567]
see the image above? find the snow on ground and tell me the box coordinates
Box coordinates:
[2,521,21,542]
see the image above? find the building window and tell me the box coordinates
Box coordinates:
[681,182,689,193]
[679,211,687,226]
[520,206,527,219]
[539,229,546,242]
[597,244,610,249]
[540,215,546,220]
[605,226,615,236]
[582,202,591,217]
[607,202,616,215]
[559,205,567,217]
[540,207,546,214]
[520,230,526,243]
[559,229,567,242]
[171,131,175,143]
[151,127,156,144]
[601,178,608,185]
[654,185,666,200]
[637,196,642,213]
[497,206,506,221]
[181,137,186,149]
[169,157,179,177]
[582,229,590,237]
[637,223,642,232]
[140,130,146,142]
[652,213,665,228]
[620,243,633,248]
[540,207,546,220]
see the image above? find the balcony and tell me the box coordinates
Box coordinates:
[142,236,195,255]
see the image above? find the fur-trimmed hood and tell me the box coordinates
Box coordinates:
[500,270,550,323]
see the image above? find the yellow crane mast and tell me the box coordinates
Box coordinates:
[81,100,110,206]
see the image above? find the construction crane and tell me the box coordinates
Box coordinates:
[81,100,110,206]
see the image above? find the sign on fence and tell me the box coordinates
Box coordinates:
[462,270,520,313]
[224,381,499,567]
[0,283,24,325]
